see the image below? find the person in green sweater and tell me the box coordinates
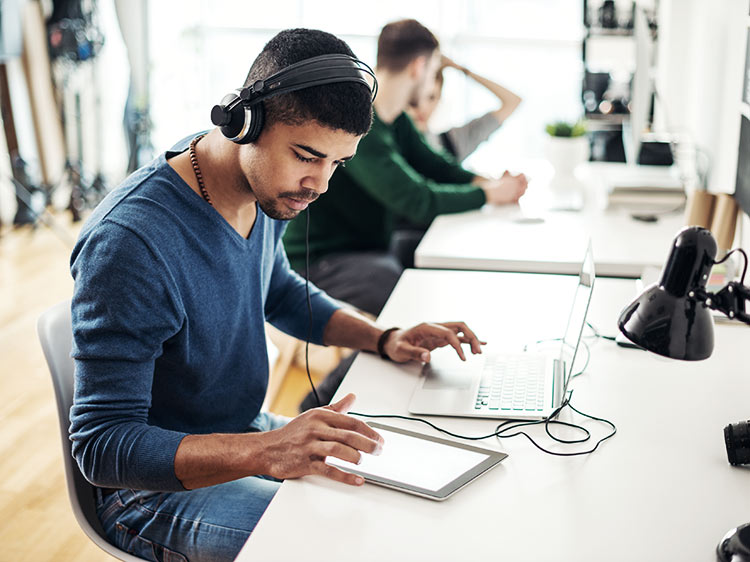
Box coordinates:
[286,19,527,412]
[284,18,527,319]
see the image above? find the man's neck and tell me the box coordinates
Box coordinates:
[372,69,412,124]
[170,130,258,238]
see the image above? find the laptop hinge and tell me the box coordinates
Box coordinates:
[551,359,565,410]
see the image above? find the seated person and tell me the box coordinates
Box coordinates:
[283,19,528,319]
[407,54,522,162]
[69,28,484,562]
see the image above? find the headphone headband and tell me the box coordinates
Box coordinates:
[211,53,377,144]
[224,54,377,116]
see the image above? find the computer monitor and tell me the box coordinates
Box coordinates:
[624,5,653,165]
[734,113,750,218]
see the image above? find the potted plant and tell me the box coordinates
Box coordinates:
[544,120,590,206]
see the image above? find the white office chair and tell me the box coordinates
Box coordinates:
[37,300,144,562]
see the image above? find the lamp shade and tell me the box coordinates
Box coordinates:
[618,226,717,360]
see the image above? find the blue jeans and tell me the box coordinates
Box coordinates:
[96,411,289,562]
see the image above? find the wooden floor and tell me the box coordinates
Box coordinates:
[0,211,327,561]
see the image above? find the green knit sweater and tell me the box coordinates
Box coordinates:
[283,110,486,271]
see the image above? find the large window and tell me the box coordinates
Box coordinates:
[148,0,584,173]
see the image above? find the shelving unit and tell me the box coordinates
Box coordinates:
[581,0,659,162]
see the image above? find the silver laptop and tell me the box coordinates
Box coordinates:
[408,242,595,421]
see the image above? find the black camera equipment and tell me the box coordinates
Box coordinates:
[47,0,107,221]
[724,420,750,466]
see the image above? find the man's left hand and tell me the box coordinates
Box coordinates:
[382,322,485,363]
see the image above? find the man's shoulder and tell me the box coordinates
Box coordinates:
[77,157,201,252]
[359,111,423,154]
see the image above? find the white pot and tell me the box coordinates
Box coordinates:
[545,135,590,193]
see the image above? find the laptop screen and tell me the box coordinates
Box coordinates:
[559,241,595,393]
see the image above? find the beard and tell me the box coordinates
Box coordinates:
[255,187,319,221]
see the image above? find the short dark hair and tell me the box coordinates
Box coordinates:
[244,29,373,137]
[377,19,439,73]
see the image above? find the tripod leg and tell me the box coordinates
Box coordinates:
[67,161,83,222]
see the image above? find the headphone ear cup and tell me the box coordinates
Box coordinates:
[214,92,263,144]
[220,105,248,143]
[237,102,265,144]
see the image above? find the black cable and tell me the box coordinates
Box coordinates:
[490,393,617,456]
[351,390,617,457]
[715,248,749,285]
[586,321,616,341]
[626,200,686,218]
[304,206,321,408]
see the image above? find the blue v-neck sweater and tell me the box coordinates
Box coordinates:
[69,136,339,491]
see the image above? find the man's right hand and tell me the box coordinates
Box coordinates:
[479,171,528,205]
[260,393,383,486]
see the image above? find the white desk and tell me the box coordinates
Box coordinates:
[414,161,687,277]
[238,270,750,562]
[414,205,686,277]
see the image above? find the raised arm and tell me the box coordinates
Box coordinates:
[442,54,522,125]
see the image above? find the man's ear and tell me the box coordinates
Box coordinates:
[408,55,428,80]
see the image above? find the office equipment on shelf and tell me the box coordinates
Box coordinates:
[326,422,507,501]
[408,243,594,420]
[599,162,684,210]
[625,5,653,166]
[593,6,683,209]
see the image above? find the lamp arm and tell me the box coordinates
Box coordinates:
[694,282,750,325]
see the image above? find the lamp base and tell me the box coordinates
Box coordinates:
[717,522,750,561]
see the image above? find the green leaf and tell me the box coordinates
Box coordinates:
[545,120,587,137]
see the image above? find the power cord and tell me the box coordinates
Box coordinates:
[715,247,749,284]
[586,321,616,341]
[350,391,617,457]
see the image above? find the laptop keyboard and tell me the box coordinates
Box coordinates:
[474,355,547,412]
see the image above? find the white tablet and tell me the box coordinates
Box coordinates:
[326,422,508,501]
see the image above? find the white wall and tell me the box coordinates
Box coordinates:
[656,0,747,194]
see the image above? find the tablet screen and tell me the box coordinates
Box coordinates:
[325,422,507,499]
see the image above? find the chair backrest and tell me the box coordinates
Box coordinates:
[38,300,143,562]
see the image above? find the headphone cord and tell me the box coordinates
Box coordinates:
[304,206,322,407]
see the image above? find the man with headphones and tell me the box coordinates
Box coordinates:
[69,29,484,562]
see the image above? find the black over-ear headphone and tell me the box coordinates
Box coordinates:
[210,53,377,144]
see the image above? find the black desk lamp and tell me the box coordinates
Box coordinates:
[617,225,750,562]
